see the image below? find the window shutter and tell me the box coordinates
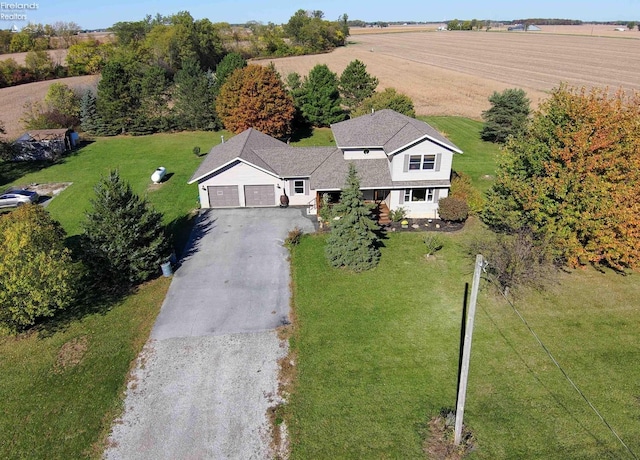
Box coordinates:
[434,189,440,202]
[399,190,405,204]
[403,155,410,172]
[435,154,442,172]
[304,179,309,195]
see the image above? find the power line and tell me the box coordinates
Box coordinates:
[483,272,638,460]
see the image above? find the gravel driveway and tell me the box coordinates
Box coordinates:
[104,208,315,459]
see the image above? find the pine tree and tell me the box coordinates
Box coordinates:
[301,64,345,127]
[81,170,169,290]
[480,88,531,143]
[173,57,217,130]
[80,90,100,134]
[339,59,378,112]
[325,163,381,271]
[213,52,247,94]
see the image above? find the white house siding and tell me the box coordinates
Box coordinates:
[388,188,450,219]
[390,141,453,182]
[342,148,387,160]
[283,178,315,207]
[197,161,280,208]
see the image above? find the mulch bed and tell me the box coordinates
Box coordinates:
[384,218,464,233]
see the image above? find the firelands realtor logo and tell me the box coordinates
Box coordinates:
[1,2,39,21]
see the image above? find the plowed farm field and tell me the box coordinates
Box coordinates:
[267,30,640,119]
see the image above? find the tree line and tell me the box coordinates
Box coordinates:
[0,9,350,89]
[20,55,415,139]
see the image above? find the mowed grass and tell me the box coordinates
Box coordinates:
[287,227,640,459]
[0,131,225,238]
[424,116,499,193]
[0,277,171,459]
[0,132,224,458]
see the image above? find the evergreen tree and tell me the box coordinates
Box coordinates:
[301,64,345,127]
[339,59,378,112]
[81,170,169,290]
[80,90,100,134]
[213,52,247,94]
[480,88,531,143]
[352,88,415,118]
[173,57,217,130]
[0,205,79,332]
[325,163,381,272]
[96,56,142,134]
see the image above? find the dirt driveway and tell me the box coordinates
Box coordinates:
[104,208,315,459]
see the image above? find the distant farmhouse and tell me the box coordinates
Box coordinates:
[508,24,542,31]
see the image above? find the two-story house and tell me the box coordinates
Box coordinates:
[188,109,462,219]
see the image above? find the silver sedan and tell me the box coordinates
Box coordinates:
[0,190,39,209]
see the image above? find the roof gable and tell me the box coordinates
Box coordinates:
[331,109,461,154]
[189,129,287,183]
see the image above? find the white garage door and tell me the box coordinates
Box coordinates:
[244,185,275,206]
[208,186,239,207]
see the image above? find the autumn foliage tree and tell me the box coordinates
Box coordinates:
[483,85,640,271]
[216,64,295,138]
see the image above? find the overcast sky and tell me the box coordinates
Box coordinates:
[3,0,639,30]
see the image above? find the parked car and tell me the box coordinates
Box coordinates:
[0,189,39,209]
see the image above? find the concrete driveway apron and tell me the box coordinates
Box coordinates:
[104,208,315,460]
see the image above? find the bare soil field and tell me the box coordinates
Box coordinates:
[267,30,640,119]
[0,75,98,138]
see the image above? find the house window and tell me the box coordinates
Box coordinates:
[408,154,436,170]
[293,180,305,194]
[364,149,370,155]
[404,188,435,202]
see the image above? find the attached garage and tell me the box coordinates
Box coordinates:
[244,185,275,207]
[208,186,239,207]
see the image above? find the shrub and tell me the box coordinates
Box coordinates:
[389,206,407,222]
[469,230,556,293]
[423,234,444,257]
[193,146,201,156]
[438,196,469,222]
[450,172,484,213]
[285,226,303,247]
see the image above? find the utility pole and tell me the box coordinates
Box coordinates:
[454,254,484,445]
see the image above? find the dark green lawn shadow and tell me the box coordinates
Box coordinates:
[0,160,54,188]
[287,124,314,143]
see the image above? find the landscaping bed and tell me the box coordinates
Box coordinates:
[384,218,464,233]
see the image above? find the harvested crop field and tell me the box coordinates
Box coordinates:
[266,30,640,119]
[0,75,98,139]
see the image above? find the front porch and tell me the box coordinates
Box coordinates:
[310,189,392,226]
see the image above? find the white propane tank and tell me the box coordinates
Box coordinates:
[151,167,166,184]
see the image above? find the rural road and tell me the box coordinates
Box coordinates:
[104,208,315,459]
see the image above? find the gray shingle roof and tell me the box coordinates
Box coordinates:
[253,147,336,177]
[189,129,287,183]
[311,150,392,190]
[330,109,462,154]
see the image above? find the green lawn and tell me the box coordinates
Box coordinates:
[0,132,225,459]
[0,277,171,459]
[0,131,226,241]
[286,227,640,459]
[424,116,500,193]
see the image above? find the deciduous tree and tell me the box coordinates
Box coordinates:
[480,88,530,143]
[81,170,169,290]
[482,85,640,271]
[217,64,295,137]
[0,205,79,332]
[325,163,381,271]
[351,88,415,117]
